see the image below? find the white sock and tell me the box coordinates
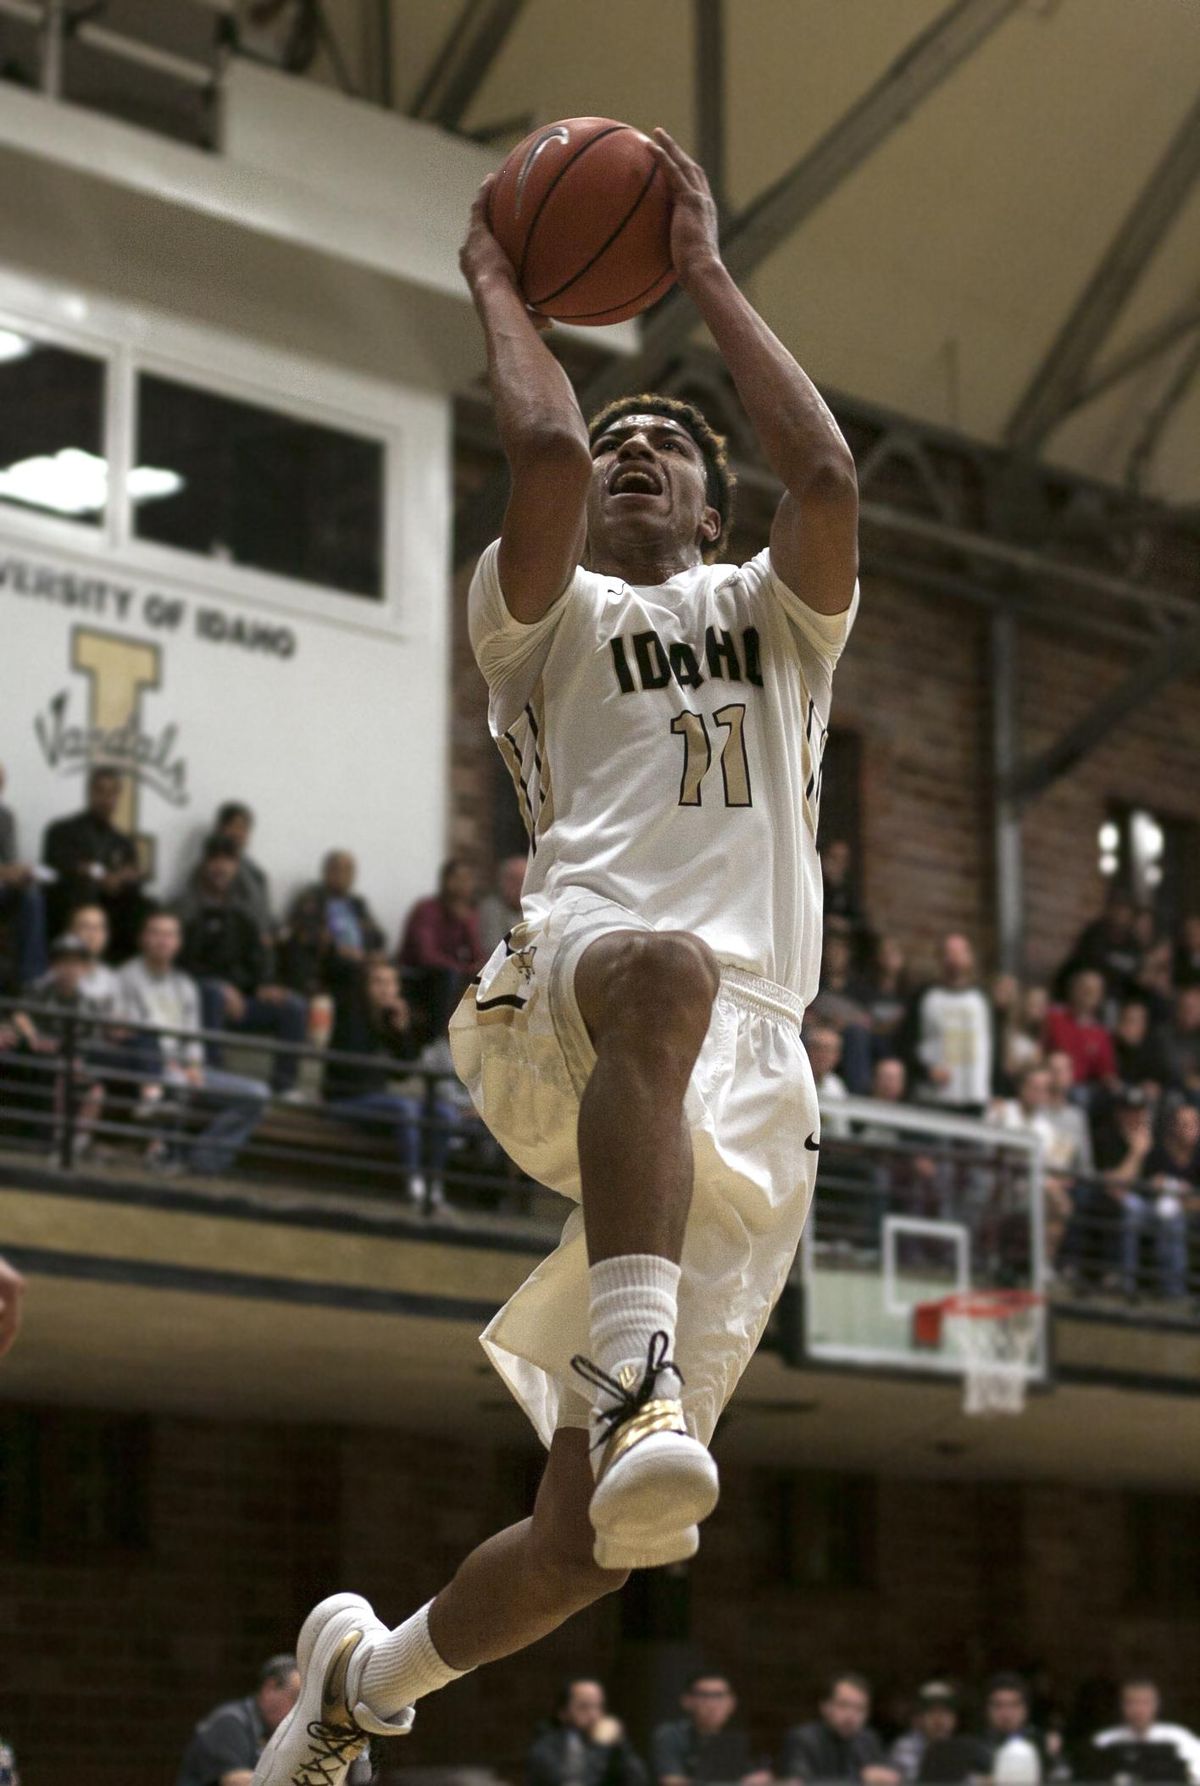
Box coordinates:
[356,1601,469,1718]
[586,1254,681,1403]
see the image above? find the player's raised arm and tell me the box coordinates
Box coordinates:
[649,130,858,615]
[460,181,592,623]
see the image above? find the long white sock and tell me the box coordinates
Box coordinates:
[586,1254,681,1402]
[355,1601,469,1718]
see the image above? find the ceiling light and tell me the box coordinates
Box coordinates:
[0,446,183,516]
[0,329,32,364]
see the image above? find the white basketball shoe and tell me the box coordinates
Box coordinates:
[251,1592,412,1786]
[573,1333,720,1570]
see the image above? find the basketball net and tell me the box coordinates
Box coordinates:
[915,1290,1045,1416]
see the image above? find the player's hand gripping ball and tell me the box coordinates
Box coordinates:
[486,116,677,325]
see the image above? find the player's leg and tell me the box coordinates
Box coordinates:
[569,929,723,1567]
[251,1432,626,1784]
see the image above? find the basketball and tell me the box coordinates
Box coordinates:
[487,116,675,326]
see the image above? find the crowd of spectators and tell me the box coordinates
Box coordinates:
[0,765,508,1192]
[807,847,1200,1306]
[529,1670,1200,1786]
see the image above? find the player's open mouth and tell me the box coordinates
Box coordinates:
[609,465,663,496]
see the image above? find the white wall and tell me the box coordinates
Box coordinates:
[0,274,450,941]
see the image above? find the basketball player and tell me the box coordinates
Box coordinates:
[253,128,859,1786]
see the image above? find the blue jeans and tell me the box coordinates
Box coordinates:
[199,981,308,1090]
[1121,1193,1189,1299]
[326,1092,424,1170]
[185,1067,270,1175]
[0,882,48,986]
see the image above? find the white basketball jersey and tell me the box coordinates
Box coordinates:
[469,542,858,1004]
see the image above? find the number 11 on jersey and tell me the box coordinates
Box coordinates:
[671,704,752,808]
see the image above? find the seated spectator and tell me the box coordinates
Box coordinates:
[175,1653,315,1786]
[64,903,121,1016]
[116,912,268,1176]
[42,766,148,960]
[1042,970,1116,1088]
[993,981,1049,1097]
[322,960,425,1200]
[1093,1678,1200,1785]
[1164,985,1200,1105]
[991,1065,1072,1262]
[807,1023,850,1139]
[861,935,910,1063]
[181,800,274,941]
[1174,915,1200,990]
[653,1670,770,1786]
[1111,997,1171,1096]
[527,1677,647,1786]
[1058,894,1140,1006]
[872,1057,906,1103]
[177,839,307,1095]
[781,1672,899,1785]
[398,858,484,1038]
[17,935,108,1158]
[0,761,48,992]
[1064,1086,1154,1289]
[478,852,527,960]
[412,1030,500,1205]
[905,935,992,1115]
[1118,1102,1199,1302]
[892,1683,989,1785]
[810,931,873,1093]
[981,1674,1049,1776]
[1133,941,1176,1029]
[821,839,865,934]
[278,850,385,996]
[1043,1051,1094,1176]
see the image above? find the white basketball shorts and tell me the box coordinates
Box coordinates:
[448,888,820,1449]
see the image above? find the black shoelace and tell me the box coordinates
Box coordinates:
[570,1330,684,1450]
[294,1719,367,1786]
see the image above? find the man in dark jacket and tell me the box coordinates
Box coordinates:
[176,1655,303,1786]
[527,1678,647,1786]
[653,1671,770,1786]
[42,767,147,959]
[279,849,385,995]
[177,839,306,1093]
[323,960,427,1197]
[781,1675,900,1785]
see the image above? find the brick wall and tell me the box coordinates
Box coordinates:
[448,538,1200,984]
[4,1407,1198,1786]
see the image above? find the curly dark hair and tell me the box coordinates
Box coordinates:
[587,392,736,561]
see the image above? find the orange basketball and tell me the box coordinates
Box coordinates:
[488,116,675,326]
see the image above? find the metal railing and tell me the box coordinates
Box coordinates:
[0,994,551,1225]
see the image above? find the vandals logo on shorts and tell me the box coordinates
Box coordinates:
[33,626,189,865]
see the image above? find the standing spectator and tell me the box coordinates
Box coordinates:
[821,839,864,933]
[398,858,484,1038]
[1042,971,1117,1088]
[64,903,121,1015]
[781,1673,899,1785]
[0,762,48,990]
[1164,985,1200,1105]
[1120,1102,1199,1301]
[993,981,1049,1097]
[1094,1679,1200,1784]
[116,912,268,1175]
[891,1683,988,1785]
[1043,1052,1094,1176]
[278,850,385,996]
[175,1654,305,1786]
[526,1678,647,1786]
[861,936,910,1063]
[177,839,307,1095]
[981,1675,1048,1775]
[906,935,992,1115]
[323,960,426,1198]
[991,1065,1072,1260]
[478,853,527,960]
[182,801,275,940]
[1059,895,1140,1006]
[42,767,147,959]
[1111,999,1171,1096]
[1133,942,1176,1029]
[653,1670,770,1786]
[1174,915,1200,989]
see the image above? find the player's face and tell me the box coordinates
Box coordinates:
[586,417,719,568]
